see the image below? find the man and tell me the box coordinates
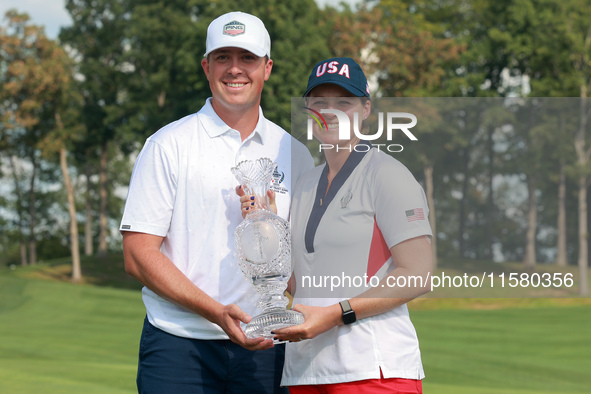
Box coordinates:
[120,11,314,393]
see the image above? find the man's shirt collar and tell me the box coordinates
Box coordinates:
[200,98,267,143]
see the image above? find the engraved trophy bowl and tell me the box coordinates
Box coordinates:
[232,158,303,343]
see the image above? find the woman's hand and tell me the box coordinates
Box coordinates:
[235,185,277,218]
[271,303,342,342]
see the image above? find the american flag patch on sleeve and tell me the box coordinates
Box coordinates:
[405,208,425,222]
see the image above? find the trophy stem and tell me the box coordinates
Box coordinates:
[257,290,290,311]
[248,276,303,344]
[253,274,290,311]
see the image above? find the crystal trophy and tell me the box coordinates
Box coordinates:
[232,158,303,342]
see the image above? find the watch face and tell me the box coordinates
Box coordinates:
[343,310,356,325]
[340,300,356,324]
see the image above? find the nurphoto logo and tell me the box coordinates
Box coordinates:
[305,108,418,153]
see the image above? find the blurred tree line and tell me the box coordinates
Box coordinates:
[0,0,589,293]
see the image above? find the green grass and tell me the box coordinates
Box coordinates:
[412,306,591,393]
[0,273,145,393]
[1,255,590,393]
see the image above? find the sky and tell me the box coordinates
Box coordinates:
[0,0,359,39]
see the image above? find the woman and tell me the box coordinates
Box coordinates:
[240,57,432,393]
[281,57,433,394]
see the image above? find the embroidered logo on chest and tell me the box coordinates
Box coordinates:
[340,190,353,209]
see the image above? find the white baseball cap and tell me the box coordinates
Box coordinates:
[204,12,271,58]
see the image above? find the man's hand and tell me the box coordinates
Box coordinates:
[235,185,277,218]
[214,303,274,350]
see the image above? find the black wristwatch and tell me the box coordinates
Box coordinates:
[339,300,357,325]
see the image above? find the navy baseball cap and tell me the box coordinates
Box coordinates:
[303,57,370,98]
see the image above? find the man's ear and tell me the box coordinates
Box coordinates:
[264,59,273,82]
[201,58,210,80]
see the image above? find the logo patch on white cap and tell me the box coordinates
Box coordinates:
[223,21,245,36]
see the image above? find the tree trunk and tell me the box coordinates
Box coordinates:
[85,161,94,256]
[424,164,438,269]
[28,155,38,265]
[55,112,82,283]
[60,147,82,283]
[97,141,109,257]
[9,155,27,266]
[578,11,591,297]
[158,90,166,108]
[556,162,567,266]
[524,176,537,269]
[19,243,27,267]
[487,126,494,259]
[577,175,587,295]
[576,89,588,296]
[459,147,469,258]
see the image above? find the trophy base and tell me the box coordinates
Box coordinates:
[244,309,304,344]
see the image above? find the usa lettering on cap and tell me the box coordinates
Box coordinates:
[316,61,351,79]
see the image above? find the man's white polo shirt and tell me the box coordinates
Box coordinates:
[120,98,314,339]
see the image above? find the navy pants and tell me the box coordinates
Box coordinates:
[137,318,288,394]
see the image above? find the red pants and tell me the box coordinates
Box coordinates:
[288,372,422,394]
